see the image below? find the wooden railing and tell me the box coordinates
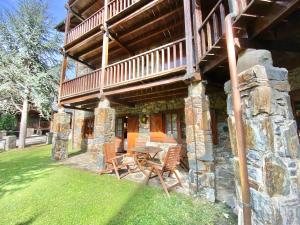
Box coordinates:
[61,69,102,98]
[104,39,186,88]
[108,0,140,19]
[198,0,229,60]
[66,8,104,45]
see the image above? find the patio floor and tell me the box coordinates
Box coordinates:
[62,152,190,195]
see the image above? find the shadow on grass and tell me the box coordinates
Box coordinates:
[15,213,41,225]
[68,149,86,158]
[104,179,237,225]
[0,150,57,199]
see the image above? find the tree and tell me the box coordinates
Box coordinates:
[0,113,17,131]
[0,0,62,148]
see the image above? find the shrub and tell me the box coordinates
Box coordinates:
[0,114,17,131]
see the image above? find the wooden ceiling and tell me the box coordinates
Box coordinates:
[64,0,184,70]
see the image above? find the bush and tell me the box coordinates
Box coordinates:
[0,114,17,131]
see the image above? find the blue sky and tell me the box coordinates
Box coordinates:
[0,0,67,25]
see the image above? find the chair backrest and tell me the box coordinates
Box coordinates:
[162,145,182,171]
[103,142,116,163]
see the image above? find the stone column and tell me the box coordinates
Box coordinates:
[225,49,300,225]
[4,136,16,150]
[51,110,71,161]
[46,132,53,145]
[185,82,215,202]
[93,99,115,169]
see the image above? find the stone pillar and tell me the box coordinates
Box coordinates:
[93,99,115,169]
[46,132,53,144]
[4,136,16,150]
[0,130,7,139]
[51,110,71,161]
[225,49,300,225]
[185,82,215,202]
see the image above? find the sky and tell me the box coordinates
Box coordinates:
[0,0,67,25]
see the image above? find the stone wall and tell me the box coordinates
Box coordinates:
[225,49,300,225]
[72,110,94,152]
[209,91,236,208]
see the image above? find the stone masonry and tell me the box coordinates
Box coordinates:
[93,99,115,169]
[225,49,300,225]
[185,82,215,202]
[51,110,71,161]
[72,110,94,151]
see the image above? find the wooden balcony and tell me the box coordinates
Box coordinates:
[66,8,104,46]
[197,0,300,74]
[61,69,102,99]
[103,39,186,89]
[60,39,187,103]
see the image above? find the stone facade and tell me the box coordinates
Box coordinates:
[51,111,71,161]
[225,49,300,225]
[115,98,185,159]
[185,82,215,202]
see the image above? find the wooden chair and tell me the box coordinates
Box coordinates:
[145,145,182,197]
[99,142,132,180]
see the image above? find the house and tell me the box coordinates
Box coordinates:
[53,1,300,224]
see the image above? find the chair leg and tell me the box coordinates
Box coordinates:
[174,170,183,187]
[112,161,120,180]
[155,168,170,198]
[145,167,153,185]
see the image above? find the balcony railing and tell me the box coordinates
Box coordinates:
[66,8,104,45]
[61,69,102,98]
[107,0,140,19]
[198,0,229,60]
[103,38,186,88]
[60,39,187,99]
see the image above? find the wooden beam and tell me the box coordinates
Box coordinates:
[118,86,187,100]
[60,93,100,105]
[62,105,94,112]
[104,76,185,96]
[237,38,300,53]
[107,97,135,107]
[107,31,133,56]
[65,4,84,22]
[183,0,195,75]
[65,53,96,70]
[100,0,110,95]
[130,91,187,103]
[121,89,188,102]
[247,0,300,38]
[58,9,71,105]
[192,0,203,70]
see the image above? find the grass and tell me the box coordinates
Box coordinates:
[0,145,237,225]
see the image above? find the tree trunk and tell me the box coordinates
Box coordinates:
[19,98,29,149]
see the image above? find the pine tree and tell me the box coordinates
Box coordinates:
[0,0,62,148]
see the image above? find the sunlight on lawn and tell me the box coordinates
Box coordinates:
[0,145,237,225]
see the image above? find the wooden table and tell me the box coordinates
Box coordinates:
[132,146,162,175]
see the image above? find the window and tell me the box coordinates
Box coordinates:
[83,117,94,139]
[150,111,182,143]
[165,113,178,139]
[116,118,123,138]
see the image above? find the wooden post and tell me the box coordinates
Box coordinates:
[192,0,203,68]
[183,0,195,75]
[58,8,71,106]
[100,0,110,95]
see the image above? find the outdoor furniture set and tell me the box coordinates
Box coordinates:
[99,142,183,197]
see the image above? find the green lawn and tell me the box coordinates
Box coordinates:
[0,145,237,225]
